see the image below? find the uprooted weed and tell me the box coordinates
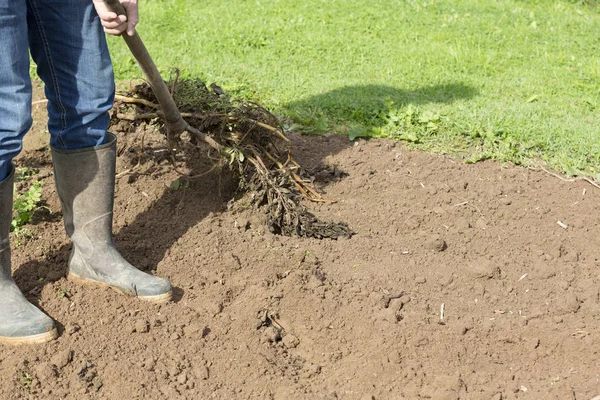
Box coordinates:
[112,78,353,239]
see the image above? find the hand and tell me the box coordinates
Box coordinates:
[92,0,139,37]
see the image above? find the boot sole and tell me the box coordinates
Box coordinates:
[0,328,58,346]
[68,272,173,303]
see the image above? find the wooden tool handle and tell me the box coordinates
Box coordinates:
[102,0,187,135]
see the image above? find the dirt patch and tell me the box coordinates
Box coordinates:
[2,87,600,399]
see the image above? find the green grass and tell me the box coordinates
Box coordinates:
[108,0,600,176]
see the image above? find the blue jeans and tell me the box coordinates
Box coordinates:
[0,0,115,182]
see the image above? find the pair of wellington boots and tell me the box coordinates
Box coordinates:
[0,133,172,345]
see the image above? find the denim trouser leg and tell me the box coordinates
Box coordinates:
[0,1,32,182]
[0,0,115,182]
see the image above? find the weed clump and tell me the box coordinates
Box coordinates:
[113,78,353,240]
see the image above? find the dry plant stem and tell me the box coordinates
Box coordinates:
[291,180,314,201]
[115,107,289,143]
[293,175,336,203]
[249,149,313,208]
[114,95,159,109]
[227,117,290,142]
[184,124,223,152]
[248,154,293,214]
[261,150,336,203]
[531,167,600,190]
[115,169,132,179]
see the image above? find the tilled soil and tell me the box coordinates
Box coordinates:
[1,96,600,399]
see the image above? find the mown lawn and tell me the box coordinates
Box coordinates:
[108,0,600,176]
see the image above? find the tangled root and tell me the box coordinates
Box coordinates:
[113,78,353,239]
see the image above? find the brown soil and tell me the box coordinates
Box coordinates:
[1,88,600,400]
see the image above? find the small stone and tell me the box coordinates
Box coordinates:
[563,293,580,313]
[235,220,250,230]
[34,362,58,381]
[144,358,156,372]
[475,217,487,230]
[563,252,579,263]
[193,365,210,380]
[282,334,300,349]
[92,377,103,392]
[454,218,470,232]
[208,301,224,316]
[415,276,427,284]
[432,206,445,215]
[170,333,181,341]
[177,372,188,385]
[439,275,454,287]
[303,363,321,379]
[466,259,500,279]
[426,236,448,253]
[183,323,203,338]
[500,197,512,206]
[51,349,73,369]
[413,337,429,347]
[426,235,447,252]
[135,319,149,333]
[66,324,81,335]
[263,327,281,343]
[167,364,180,377]
[34,248,44,258]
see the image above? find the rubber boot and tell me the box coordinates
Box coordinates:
[0,165,58,345]
[51,133,172,303]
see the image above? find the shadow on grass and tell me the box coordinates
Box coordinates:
[284,82,478,134]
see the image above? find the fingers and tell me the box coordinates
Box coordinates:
[124,0,139,36]
[92,0,138,36]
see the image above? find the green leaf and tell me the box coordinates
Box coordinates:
[170,179,182,190]
[348,126,370,141]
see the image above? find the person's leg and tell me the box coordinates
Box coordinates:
[0,0,58,344]
[0,0,33,182]
[26,0,114,150]
[52,134,173,302]
[0,165,58,344]
[29,0,172,302]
